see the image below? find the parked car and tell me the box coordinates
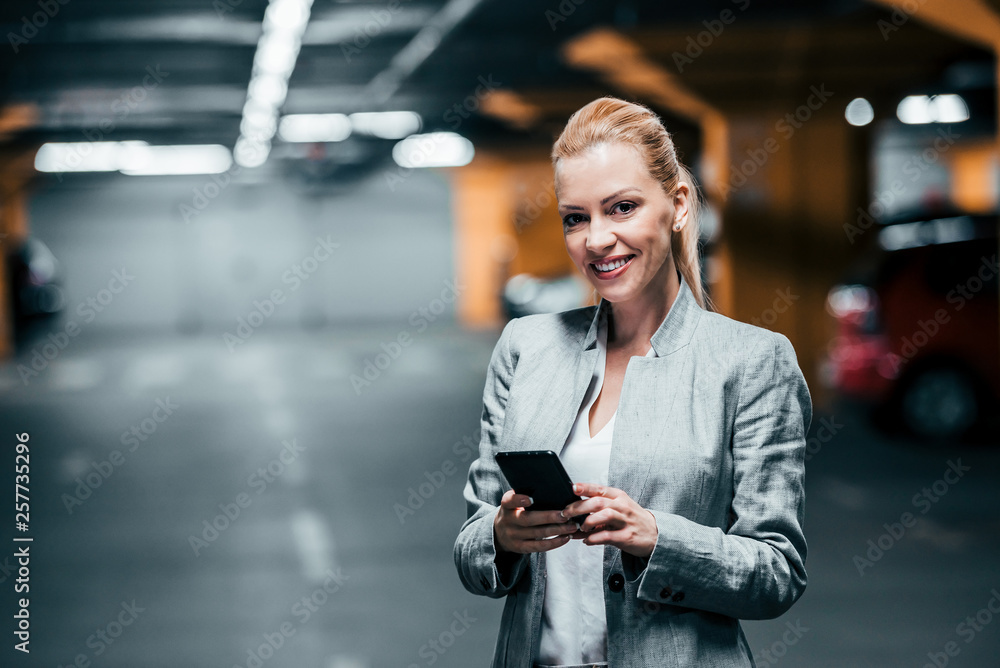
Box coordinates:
[823,211,999,441]
[501,273,590,319]
[6,236,66,340]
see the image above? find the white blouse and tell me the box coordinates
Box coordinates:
[533,314,657,667]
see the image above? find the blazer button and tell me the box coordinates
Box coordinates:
[671,591,685,602]
[608,573,625,592]
[659,586,673,599]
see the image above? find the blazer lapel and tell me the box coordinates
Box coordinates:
[608,273,702,501]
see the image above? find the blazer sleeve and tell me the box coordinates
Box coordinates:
[453,317,531,598]
[632,330,813,619]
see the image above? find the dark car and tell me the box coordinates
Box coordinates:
[6,236,66,335]
[823,211,999,442]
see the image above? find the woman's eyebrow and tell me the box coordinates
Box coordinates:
[600,187,641,205]
[559,187,642,211]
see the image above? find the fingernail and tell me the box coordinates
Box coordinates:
[574,522,581,531]
[572,484,580,493]
[559,510,565,519]
[526,496,534,506]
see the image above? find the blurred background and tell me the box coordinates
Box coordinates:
[0,0,999,666]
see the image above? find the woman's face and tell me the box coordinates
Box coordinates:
[555,141,689,306]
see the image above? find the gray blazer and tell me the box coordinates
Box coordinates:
[454,273,813,667]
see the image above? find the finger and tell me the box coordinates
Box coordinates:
[513,534,573,553]
[572,482,623,500]
[516,509,569,527]
[561,496,610,519]
[579,508,622,533]
[500,490,534,509]
[582,527,630,547]
[513,521,579,541]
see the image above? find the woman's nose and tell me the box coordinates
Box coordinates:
[585,215,616,252]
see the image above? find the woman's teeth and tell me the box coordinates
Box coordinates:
[594,255,634,272]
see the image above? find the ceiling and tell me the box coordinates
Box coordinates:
[0,0,993,171]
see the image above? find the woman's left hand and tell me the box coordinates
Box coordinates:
[562,482,659,559]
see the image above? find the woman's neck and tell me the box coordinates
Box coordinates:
[606,269,680,352]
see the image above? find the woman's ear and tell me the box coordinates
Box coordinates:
[672,181,691,230]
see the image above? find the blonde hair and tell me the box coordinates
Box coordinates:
[551,96,713,312]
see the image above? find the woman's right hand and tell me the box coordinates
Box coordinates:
[493,489,579,554]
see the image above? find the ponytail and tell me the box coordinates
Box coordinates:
[673,163,715,312]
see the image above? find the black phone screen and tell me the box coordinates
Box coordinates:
[494,450,588,524]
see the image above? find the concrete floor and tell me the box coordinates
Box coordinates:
[1,322,998,667]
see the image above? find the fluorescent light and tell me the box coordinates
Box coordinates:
[234,136,269,168]
[234,0,314,167]
[119,144,232,175]
[897,95,932,124]
[264,0,311,33]
[350,111,422,139]
[278,114,351,142]
[933,94,969,123]
[878,216,976,251]
[35,141,146,173]
[254,33,300,77]
[392,132,474,168]
[897,94,970,124]
[845,98,874,127]
[248,73,289,108]
[35,141,232,175]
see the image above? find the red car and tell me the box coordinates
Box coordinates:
[823,212,999,441]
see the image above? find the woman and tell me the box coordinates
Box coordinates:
[454,96,813,668]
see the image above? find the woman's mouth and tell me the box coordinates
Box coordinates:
[591,254,635,280]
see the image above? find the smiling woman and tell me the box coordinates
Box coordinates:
[454,96,813,668]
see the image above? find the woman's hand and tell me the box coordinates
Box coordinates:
[493,489,579,554]
[562,483,659,559]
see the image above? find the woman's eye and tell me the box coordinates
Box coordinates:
[612,202,636,215]
[562,214,585,226]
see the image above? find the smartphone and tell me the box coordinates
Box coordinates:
[494,450,588,524]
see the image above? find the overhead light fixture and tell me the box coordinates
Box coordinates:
[278,114,351,143]
[35,141,144,173]
[234,0,314,168]
[119,144,232,175]
[896,94,970,124]
[845,98,874,127]
[392,132,474,168]
[34,141,232,175]
[349,111,422,139]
